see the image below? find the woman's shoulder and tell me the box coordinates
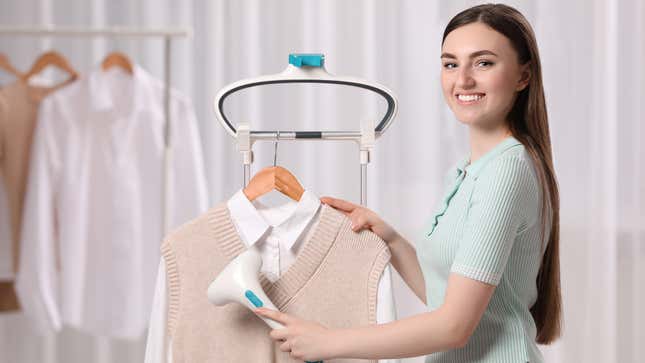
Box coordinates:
[479,143,536,180]
[471,144,541,225]
[474,143,540,204]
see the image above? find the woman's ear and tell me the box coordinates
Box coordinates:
[516,63,531,91]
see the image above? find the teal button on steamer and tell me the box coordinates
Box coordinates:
[245,290,323,363]
[245,290,264,307]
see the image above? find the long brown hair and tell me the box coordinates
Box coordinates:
[442,4,562,344]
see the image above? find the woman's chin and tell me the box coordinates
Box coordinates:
[455,116,479,125]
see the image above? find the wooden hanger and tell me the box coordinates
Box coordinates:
[0,53,24,78]
[243,135,305,202]
[101,51,133,75]
[23,51,79,85]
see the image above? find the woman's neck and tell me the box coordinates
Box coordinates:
[468,126,513,164]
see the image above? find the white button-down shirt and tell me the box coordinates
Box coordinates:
[144,190,399,363]
[15,64,208,339]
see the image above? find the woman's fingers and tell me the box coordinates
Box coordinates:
[279,340,291,352]
[254,308,292,325]
[322,196,381,234]
[270,328,289,341]
[320,196,357,214]
[349,210,369,232]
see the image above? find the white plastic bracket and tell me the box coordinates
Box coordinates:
[237,123,254,165]
[359,119,375,165]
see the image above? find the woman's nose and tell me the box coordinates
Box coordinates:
[456,67,476,89]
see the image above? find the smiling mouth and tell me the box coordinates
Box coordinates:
[456,93,485,104]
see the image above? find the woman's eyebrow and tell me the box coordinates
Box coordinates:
[440,50,499,59]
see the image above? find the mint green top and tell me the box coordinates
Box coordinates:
[417,136,548,363]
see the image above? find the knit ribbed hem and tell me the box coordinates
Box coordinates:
[161,242,180,338]
[206,203,247,260]
[451,263,501,286]
[333,220,392,324]
[367,247,391,324]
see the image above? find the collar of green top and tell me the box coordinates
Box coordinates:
[456,136,522,178]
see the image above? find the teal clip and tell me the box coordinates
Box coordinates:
[289,53,324,67]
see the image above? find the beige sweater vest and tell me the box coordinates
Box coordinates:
[0,81,60,311]
[161,203,391,363]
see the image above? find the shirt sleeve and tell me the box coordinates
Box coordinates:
[144,259,170,363]
[376,264,400,363]
[450,155,538,286]
[14,97,63,334]
[168,97,208,228]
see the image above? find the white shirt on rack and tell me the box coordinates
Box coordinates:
[15,64,208,339]
[144,189,400,363]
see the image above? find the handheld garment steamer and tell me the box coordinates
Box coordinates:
[207,247,282,329]
[207,247,323,363]
[208,53,398,363]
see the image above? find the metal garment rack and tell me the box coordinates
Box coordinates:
[0,25,191,235]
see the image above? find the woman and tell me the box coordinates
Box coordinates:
[255,4,562,362]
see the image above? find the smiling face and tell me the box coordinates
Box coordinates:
[441,22,529,130]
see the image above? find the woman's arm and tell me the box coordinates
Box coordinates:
[386,232,427,304]
[333,273,495,359]
[256,273,496,361]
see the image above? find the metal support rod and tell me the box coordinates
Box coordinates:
[244,164,251,187]
[361,164,368,206]
[162,36,172,235]
[359,120,375,206]
[246,130,362,141]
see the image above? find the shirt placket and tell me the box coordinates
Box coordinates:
[427,169,467,238]
[264,234,280,282]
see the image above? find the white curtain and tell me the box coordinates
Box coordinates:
[0,0,643,362]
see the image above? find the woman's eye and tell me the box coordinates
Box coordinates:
[476,60,494,67]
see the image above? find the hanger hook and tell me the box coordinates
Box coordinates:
[273,131,280,167]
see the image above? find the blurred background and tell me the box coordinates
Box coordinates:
[0,0,643,362]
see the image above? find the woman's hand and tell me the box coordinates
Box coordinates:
[320,196,399,244]
[254,307,340,361]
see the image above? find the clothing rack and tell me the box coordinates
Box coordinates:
[0,25,192,236]
[213,54,398,206]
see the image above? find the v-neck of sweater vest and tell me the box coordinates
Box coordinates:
[206,202,345,310]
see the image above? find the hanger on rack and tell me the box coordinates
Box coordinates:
[22,50,79,84]
[101,51,133,75]
[243,132,305,202]
[0,53,24,78]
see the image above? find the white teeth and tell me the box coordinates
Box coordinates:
[458,94,484,102]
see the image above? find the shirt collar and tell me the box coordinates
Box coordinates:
[88,63,159,118]
[226,189,321,250]
[456,136,522,178]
